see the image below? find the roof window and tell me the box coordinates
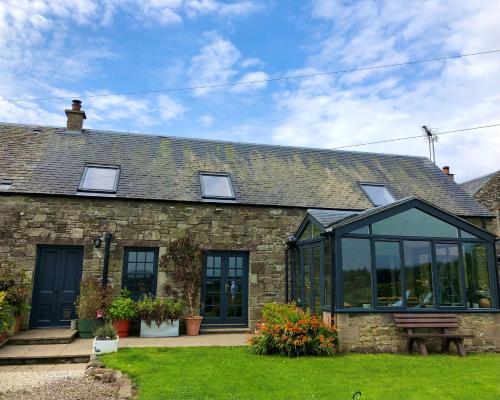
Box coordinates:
[200,172,234,199]
[361,184,395,206]
[79,165,120,193]
[0,179,12,190]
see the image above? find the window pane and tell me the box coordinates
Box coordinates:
[292,247,302,304]
[324,240,332,308]
[463,243,492,308]
[341,238,372,308]
[124,249,157,300]
[361,185,395,206]
[312,245,321,313]
[349,226,369,234]
[372,208,458,237]
[201,174,233,198]
[299,223,312,241]
[404,241,433,308]
[81,167,118,191]
[375,241,402,307]
[436,243,464,307]
[461,230,478,239]
[303,247,310,310]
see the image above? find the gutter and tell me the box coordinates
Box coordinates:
[102,233,112,286]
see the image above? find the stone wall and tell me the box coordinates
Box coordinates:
[335,313,500,353]
[473,172,500,237]
[0,194,305,329]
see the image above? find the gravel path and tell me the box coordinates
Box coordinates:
[0,368,120,400]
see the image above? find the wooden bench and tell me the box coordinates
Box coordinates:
[394,314,473,357]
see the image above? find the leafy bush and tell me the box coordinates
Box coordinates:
[76,276,113,319]
[0,292,11,334]
[136,295,183,326]
[162,236,203,317]
[0,257,31,317]
[94,322,117,340]
[249,303,337,357]
[108,297,136,321]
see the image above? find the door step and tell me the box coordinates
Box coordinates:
[8,329,78,345]
[200,327,252,334]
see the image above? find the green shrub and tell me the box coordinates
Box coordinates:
[0,257,31,317]
[108,297,136,321]
[0,292,11,334]
[76,276,113,319]
[249,303,337,357]
[94,321,117,340]
[136,295,183,326]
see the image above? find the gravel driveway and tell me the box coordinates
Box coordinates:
[0,365,120,400]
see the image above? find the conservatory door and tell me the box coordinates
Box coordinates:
[202,252,249,327]
[300,242,323,314]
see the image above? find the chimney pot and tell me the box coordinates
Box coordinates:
[65,99,86,132]
[442,166,454,181]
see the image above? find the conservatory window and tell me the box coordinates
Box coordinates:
[435,243,464,307]
[372,208,458,237]
[463,243,492,308]
[341,238,372,309]
[298,222,322,241]
[374,241,402,307]
[404,241,433,308]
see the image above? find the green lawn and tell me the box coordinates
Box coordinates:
[102,347,500,400]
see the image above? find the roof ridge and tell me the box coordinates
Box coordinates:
[0,121,430,160]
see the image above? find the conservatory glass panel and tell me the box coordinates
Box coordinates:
[299,223,313,241]
[375,241,402,307]
[292,247,301,304]
[463,243,492,308]
[348,226,369,234]
[324,240,332,308]
[303,247,310,310]
[461,230,478,239]
[436,243,464,307]
[372,208,458,237]
[312,245,321,313]
[341,238,372,308]
[404,241,434,308]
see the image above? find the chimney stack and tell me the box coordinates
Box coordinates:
[442,166,454,181]
[65,99,86,132]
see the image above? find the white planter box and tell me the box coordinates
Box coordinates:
[140,320,179,337]
[93,337,119,354]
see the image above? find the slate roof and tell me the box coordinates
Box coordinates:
[460,170,499,196]
[307,209,359,228]
[0,122,491,217]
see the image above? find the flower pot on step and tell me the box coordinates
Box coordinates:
[14,316,22,333]
[185,316,203,336]
[140,320,179,337]
[93,337,119,354]
[112,319,131,338]
[78,318,99,338]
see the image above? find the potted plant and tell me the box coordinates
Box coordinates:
[75,276,112,338]
[163,236,204,336]
[137,295,183,337]
[0,292,11,345]
[93,322,119,354]
[0,258,31,333]
[108,295,136,338]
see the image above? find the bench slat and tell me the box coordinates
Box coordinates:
[395,318,457,324]
[396,323,458,328]
[394,313,458,319]
[403,333,474,338]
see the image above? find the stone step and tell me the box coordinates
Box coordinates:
[0,338,92,365]
[8,329,78,345]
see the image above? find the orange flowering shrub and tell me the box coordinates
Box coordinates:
[249,303,337,357]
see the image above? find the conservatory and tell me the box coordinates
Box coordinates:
[286,197,499,314]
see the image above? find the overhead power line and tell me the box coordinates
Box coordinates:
[1,49,500,103]
[331,123,500,150]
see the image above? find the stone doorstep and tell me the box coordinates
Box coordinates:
[200,327,252,334]
[8,329,79,345]
[0,354,91,365]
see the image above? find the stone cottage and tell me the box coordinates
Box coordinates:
[0,101,498,351]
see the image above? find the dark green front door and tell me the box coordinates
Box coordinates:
[202,251,249,327]
[30,246,84,328]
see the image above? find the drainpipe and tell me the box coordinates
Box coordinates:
[102,233,112,287]
[285,248,289,303]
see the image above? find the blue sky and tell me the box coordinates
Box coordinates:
[1,1,499,181]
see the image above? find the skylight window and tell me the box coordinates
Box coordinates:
[79,165,119,193]
[0,179,12,190]
[361,184,395,207]
[200,173,234,199]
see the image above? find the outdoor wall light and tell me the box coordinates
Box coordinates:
[94,236,102,248]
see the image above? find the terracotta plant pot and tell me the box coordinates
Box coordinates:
[14,316,22,334]
[0,331,8,344]
[185,316,203,336]
[113,319,131,338]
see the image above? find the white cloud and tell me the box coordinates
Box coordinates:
[231,71,269,93]
[157,95,187,121]
[188,33,241,95]
[185,0,263,18]
[199,114,214,127]
[271,0,500,181]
